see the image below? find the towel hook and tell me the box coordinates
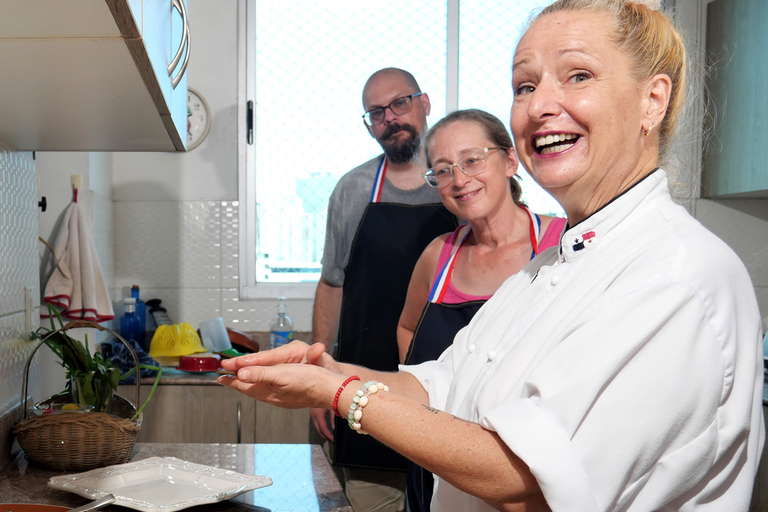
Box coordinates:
[71,174,81,203]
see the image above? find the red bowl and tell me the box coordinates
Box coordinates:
[177,353,222,372]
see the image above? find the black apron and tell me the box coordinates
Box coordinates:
[334,157,457,471]
[404,225,486,511]
[404,212,541,511]
[405,299,485,511]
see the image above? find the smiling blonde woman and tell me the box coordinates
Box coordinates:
[219,1,764,510]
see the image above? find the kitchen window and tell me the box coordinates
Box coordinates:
[238,0,563,297]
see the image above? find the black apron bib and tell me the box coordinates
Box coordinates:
[403,211,540,511]
[334,197,456,471]
[404,300,485,365]
[404,300,485,510]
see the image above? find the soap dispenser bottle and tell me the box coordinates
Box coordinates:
[269,297,294,350]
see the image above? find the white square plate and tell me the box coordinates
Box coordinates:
[48,457,272,512]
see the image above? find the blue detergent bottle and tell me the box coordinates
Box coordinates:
[130,285,147,350]
[120,297,142,346]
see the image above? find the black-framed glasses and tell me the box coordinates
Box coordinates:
[424,147,507,188]
[362,92,425,126]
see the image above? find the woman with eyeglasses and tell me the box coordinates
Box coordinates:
[397,108,566,512]
[220,1,763,509]
[398,109,566,367]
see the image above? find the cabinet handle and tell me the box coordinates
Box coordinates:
[169,0,190,89]
[237,401,242,444]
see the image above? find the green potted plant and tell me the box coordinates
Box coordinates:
[31,305,161,420]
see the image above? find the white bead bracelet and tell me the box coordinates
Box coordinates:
[347,380,389,435]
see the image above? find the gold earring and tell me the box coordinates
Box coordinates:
[644,121,656,137]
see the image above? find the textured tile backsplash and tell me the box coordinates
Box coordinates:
[0,149,40,469]
[115,201,313,332]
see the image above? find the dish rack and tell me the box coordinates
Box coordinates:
[12,320,143,472]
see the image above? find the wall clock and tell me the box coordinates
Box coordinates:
[187,88,211,150]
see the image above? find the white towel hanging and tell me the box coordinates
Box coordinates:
[41,191,114,322]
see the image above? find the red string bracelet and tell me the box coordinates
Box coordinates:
[333,375,361,417]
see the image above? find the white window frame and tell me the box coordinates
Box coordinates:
[237,0,461,299]
[237,0,707,300]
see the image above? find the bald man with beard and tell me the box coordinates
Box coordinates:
[309,68,457,512]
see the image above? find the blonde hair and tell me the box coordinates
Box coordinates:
[536,0,686,158]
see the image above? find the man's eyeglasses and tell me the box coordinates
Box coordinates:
[362,92,425,127]
[424,147,507,188]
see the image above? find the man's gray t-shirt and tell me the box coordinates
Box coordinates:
[321,155,445,286]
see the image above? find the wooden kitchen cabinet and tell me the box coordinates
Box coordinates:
[0,0,188,151]
[255,403,310,444]
[117,383,310,444]
[118,384,256,443]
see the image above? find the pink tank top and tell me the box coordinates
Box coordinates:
[435,217,567,304]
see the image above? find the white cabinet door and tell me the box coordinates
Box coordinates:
[0,0,187,151]
[134,0,188,149]
[169,0,188,146]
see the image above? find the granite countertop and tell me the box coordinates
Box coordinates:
[134,367,223,385]
[0,443,351,512]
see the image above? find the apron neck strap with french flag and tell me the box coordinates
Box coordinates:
[369,156,388,203]
[428,206,543,304]
[520,204,541,259]
[428,224,473,304]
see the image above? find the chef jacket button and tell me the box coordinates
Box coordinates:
[468,344,476,353]
[551,275,561,285]
[488,350,497,360]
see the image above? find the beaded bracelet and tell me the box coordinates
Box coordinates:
[347,380,389,435]
[333,375,361,417]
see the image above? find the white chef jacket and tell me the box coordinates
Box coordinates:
[401,170,764,512]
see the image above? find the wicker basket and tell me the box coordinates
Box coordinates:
[12,320,143,472]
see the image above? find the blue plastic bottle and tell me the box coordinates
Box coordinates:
[120,297,142,346]
[130,285,147,350]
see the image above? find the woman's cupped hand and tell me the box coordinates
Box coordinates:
[217,341,339,409]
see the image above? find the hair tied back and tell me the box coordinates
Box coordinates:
[631,0,661,10]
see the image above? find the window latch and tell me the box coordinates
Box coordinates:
[247,100,254,145]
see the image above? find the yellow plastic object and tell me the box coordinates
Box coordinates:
[148,323,207,357]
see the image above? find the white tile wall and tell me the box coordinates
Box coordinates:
[115,201,222,290]
[0,312,40,414]
[0,148,40,468]
[693,198,768,331]
[221,202,239,290]
[115,201,314,333]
